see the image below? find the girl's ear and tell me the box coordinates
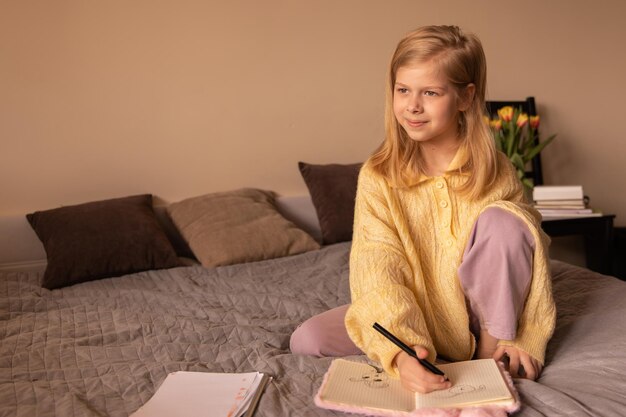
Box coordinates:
[458,83,476,111]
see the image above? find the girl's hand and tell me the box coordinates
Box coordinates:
[493,345,543,380]
[393,346,452,393]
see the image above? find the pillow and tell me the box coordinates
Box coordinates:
[26,194,182,290]
[298,162,362,244]
[167,188,320,267]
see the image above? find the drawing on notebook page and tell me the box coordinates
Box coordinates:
[349,363,390,388]
[442,384,486,398]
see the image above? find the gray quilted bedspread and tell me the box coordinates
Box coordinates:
[1,242,626,416]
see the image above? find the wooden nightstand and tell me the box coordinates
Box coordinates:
[541,215,615,275]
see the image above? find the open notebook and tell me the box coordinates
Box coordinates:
[315,358,519,415]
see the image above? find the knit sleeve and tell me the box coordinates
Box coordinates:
[345,165,435,376]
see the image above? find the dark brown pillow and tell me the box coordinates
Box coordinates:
[26,194,182,289]
[298,162,362,244]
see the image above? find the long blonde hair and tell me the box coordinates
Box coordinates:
[370,25,498,199]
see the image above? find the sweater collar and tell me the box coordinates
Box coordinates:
[412,147,470,185]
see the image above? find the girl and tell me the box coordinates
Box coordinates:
[290,25,555,394]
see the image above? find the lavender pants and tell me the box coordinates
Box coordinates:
[289,207,535,356]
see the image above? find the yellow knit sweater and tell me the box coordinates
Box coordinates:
[345,152,556,377]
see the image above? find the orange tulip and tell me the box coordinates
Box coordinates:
[497,106,514,122]
[530,115,540,129]
[516,113,529,128]
[489,119,502,130]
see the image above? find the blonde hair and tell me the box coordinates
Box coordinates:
[370,25,498,199]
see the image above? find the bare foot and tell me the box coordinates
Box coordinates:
[477,330,498,359]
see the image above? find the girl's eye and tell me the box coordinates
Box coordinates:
[424,91,438,96]
[396,87,409,94]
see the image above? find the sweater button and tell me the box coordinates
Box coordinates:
[436,181,445,189]
[439,200,448,208]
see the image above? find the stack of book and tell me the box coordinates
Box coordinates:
[532,185,601,219]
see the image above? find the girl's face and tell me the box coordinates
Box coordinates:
[393,60,462,147]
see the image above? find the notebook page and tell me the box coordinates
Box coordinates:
[415,359,514,409]
[319,359,414,412]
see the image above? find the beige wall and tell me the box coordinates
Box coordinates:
[2,0,626,225]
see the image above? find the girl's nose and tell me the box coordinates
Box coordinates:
[406,96,422,113]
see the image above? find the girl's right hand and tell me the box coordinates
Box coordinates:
[393,347,452,393]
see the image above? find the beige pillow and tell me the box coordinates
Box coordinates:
[167,188,320,267]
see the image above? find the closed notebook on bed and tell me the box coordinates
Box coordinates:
[315,358,520,416]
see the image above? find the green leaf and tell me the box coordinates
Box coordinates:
[510,153,525,172]
[525,134,557,162]
[521,131,536,153]
[506,127,516,157]
[522,177,534,189]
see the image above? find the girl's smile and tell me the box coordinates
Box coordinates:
[405,120,427,128]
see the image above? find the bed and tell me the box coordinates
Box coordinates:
[1,177,626,416]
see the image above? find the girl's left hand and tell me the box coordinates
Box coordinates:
[492,345,543,380]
